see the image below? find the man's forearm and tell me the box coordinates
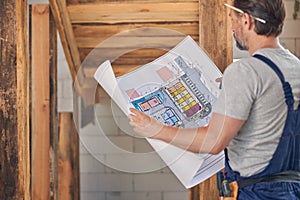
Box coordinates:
[154,125,209,153]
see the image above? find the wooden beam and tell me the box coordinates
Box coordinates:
[58,113,80,200]
[199,0,232,73]
[16,0,31,199]
[49,0,81,81]
[75,36,189,49]
[67,2,199,24]
[73,23,198,39]
[67,0,198,4]
[193,0,233,199]
[199,175,219,200]
[0,0,30,199]
[49,8,59,200]
[189,185,200,200]
[49,0,95,107]
[31,5,51,199]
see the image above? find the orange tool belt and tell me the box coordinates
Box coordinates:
[217,170,300,199]
[217,172,238,200]
[219,181,238,200]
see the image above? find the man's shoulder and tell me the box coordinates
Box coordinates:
[225,57,262,77]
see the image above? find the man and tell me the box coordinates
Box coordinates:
[128,0,300,199]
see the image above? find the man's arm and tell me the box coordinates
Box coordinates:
[128,108,245,154]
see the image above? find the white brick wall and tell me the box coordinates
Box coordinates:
[133,174,185,192]
[79,88,188,199]
[118,192,162,200]
[57,33,73,112]
[163,192,189,200]
[81,192,106,200]
[54,1,300,199]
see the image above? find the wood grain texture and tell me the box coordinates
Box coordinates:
[58,113,80,200]
[31,4,51,200]
[16,0,31,199]
[73,23,198,38]
[68,0,198,4]
[49,0,81,80]
[199,0,232,73]
[68,2,198,23]
[0,0,30,199]
[49,9,59,200]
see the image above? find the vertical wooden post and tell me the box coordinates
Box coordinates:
[58,113,80,200]
[16,0,31,199]
[31,4,51,199]
[49,8,59,200]
[199,0,232,73]
[189,184,200,200]
[193,0,233,199]
[0,0,30,199]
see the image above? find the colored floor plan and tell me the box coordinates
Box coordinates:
[130,56,213,128]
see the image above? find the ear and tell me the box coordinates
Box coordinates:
[242,13,254,30]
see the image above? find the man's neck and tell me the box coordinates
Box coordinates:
[248,35,281,55]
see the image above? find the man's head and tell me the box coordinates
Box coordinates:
[227,0,286,50]
[233,0,286,36]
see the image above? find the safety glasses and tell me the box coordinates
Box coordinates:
[224,3,266,24]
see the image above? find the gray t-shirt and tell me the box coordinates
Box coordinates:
[213,48,300,176]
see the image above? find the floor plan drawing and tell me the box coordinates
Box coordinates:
[129,55,213,128]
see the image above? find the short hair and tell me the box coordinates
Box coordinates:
[233,0,286,36]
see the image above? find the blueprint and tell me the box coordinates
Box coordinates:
[94,36,224,188]
[119,57,216,129]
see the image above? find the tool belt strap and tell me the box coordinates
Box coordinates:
[238,170,300,188]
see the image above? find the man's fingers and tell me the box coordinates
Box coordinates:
[128,113,138,121]
[129,107,148,118]
[129,107,140,115]
[128,108,151,124]
[128,113,146,127]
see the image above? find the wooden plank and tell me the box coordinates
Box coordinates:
[193,0,232,199]
[0,0,30,199]
[78,35,199,63]
[70,12,198,24]
[73,22,199,38]
[189,185,200,200]
[83,59,159,74]
[76,36,187,49]
[58,113,80,200]
[49,0,82,81]
[199,0,232,73]
[73,23,199,36]
[16,0,31,199]
[84,65,143,77]
[73,23,198,43]
[68,2,198,23]
[68,0,198,5]
[81,48,168,69]
[31,5,51,200]
[68,1,198,13]
[80,48,170,77]
[49,8,59,200]
[199,174,219,200]
[79,48,169,62]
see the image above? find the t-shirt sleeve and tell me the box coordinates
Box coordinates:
[213,60,259,120]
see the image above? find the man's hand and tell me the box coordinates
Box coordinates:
[128,108,164,139]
